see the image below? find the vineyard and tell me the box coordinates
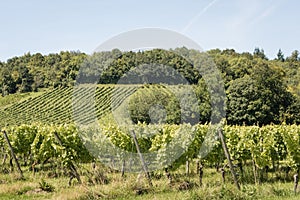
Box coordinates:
[1,123,299,177]
[0,84,194,126]
[0,85,299,199]
[0,85,140,126]
[0,123,300,199]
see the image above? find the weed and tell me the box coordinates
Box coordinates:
[39,179,55,192]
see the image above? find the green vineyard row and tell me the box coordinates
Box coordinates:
[0,85,147,126]
[0,84,193,127]
[0,123,299,173]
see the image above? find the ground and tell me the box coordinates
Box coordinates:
[0,163,298,200]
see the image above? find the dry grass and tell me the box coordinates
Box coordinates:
[0,164,299,200]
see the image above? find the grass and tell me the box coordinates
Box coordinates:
[0,163,299,200]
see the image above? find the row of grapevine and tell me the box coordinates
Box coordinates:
[224,125,300,170]
[0,124,93,171]
[1,123,299,179]
[0,84,183,126]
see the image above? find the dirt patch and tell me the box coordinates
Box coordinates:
[25,188,48,195]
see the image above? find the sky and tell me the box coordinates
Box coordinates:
[0,0,299,61]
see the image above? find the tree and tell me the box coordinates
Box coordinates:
[253,47,268,60]
[0,71,17,96]
[251,61,293,124]
[276,49,285,62]
[195,79,211,123]
[227,75,263,125]
[128,85,181,124]
[287,50,299,62]
[15,66,34,93]
[227,60,293,125]
[221,49,237,56]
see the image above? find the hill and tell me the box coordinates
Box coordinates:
[1,47,300,125]
[0,84,193,127]
[0,85,126,126]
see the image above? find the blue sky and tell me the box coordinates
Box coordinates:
[0,0,299,61]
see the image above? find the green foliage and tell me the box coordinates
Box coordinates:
[0,92,33,109]
[1,123,299,176]
[253,47,268,60]
[1,47,300,125]
[276,49,285,62]
[39,179,55,192]
[0,51,86,96]
[226,58,293,125]
[0,124,93,169]
[128,85,181,124]
[0,84,209,127]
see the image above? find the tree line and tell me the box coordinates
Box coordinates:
[1,47,300,125]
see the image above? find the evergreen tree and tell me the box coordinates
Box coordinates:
[276,49,285,62]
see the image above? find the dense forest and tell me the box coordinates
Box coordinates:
[1,47,300,125]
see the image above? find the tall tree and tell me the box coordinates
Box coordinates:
[0,70,17,96]
[253,47,268,60]
[227,60,293,125]
[287,50,299,62]
[276,49,285,62]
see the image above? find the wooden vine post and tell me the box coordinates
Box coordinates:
[294,173,298,194]
[186,160,190,176]
[164,168,172,185]
[2,130,23,179]
[199,164,204,186]
[131,130,152,187]
[53,131,81,185]
[218,128,240,190]
[121,160,126,177]
[221,168,225,184]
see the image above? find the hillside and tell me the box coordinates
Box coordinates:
[1,48,300,125]
[0,84,192,126]
[0,85,126,126]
